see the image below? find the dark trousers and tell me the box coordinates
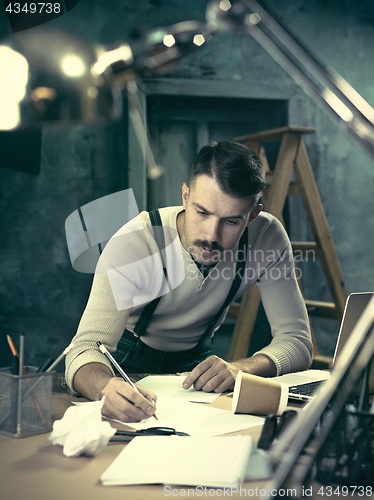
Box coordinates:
[112,329,213,374]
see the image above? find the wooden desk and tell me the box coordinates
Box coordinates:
[0,392,267,500]
[0,380,362,500]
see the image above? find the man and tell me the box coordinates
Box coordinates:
[65,141,312,423]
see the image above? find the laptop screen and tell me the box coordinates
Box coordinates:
[333,292,374,364]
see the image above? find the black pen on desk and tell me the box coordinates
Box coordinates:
[96,341,158,421]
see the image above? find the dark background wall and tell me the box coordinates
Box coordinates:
[0,0,373,369]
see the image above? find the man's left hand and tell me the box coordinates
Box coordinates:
[182,355,238,393]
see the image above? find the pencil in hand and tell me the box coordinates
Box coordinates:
[96,341,158,421]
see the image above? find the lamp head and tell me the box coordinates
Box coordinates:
[0,29,122,130]
[0,20,208,131]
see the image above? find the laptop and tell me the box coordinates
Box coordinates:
[274,292,374,401]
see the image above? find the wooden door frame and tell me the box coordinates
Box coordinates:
[128,77,303,211]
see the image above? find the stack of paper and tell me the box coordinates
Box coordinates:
[124,375,265,437]
[75,375,273,487]
[126,397,264,437]
[73,375,265,437]
[137,375,220,403]
[100,435,253,487]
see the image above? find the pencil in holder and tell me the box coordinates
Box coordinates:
[0,367,53,438]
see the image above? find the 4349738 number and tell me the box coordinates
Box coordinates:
[317,486,373,497]
[5,3,61,14]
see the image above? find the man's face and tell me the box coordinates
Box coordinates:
[180,174,262,266]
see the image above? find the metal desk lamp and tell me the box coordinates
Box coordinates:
[0,20,208,131]
[1,0,374,161]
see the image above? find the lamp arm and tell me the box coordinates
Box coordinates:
[206,0,374,161]
[94,20,210,83]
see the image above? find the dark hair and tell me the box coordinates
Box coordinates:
[189,141,266,205]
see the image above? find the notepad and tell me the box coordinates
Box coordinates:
[100,435,253,488]
[121,398,265,436]
[73,397,264,436]
[137,375,220,403]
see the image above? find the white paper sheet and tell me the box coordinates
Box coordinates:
[73,375,264,437]
[137,375,220,403]
[100,435,253,487]
[127,397,264,437]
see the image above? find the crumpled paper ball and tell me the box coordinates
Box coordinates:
[49,398,116,457]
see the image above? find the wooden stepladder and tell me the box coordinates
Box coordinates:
[227,126,348,368]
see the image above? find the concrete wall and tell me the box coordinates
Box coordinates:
[0,0,373,367]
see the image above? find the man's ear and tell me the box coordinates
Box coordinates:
[182,183,189,209]
[247,204,263,226]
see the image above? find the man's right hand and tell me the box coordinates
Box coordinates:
[101,377,157,423]
[73,362,157,423]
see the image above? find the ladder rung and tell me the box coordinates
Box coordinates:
[234,126,316,144]
[305,300,339,320]
[265,172,299,195]
[291,241,320,259]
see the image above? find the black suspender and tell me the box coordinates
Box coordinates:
[133,209,168,337]
[133,209,248,339]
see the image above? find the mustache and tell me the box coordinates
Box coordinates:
[193,240,224,253]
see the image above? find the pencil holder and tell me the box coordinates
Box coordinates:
[0,367,53,438]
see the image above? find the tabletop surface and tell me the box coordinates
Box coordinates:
[0,389,267,500]
[0,374,366,500]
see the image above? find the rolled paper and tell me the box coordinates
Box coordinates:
[232,370,288,416]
